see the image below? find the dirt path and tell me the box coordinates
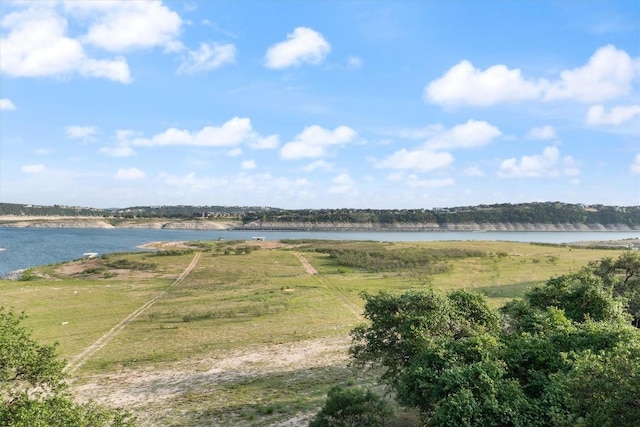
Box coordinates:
[64,252,202,374]
[293,252,361,319]
[293,252,318,275]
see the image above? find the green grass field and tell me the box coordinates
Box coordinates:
[0,240,627,426]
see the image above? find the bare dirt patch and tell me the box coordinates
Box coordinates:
[137,241,198,250]
[56,259,100,276]
[72,335,351,426]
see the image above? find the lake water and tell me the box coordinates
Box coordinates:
[0,227,637,277]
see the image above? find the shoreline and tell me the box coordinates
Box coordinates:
[0,216,639,232]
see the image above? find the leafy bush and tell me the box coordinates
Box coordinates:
[309,386,392,427]
[0,308,136,426]
[106,258,156,271]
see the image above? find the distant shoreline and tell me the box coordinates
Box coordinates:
[0,216,639,232]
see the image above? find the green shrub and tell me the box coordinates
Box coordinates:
[309,386,392,427]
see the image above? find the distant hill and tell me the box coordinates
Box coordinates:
[1,202,639,229]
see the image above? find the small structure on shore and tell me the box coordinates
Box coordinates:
[82,252,99,259]
[252,236,265,241]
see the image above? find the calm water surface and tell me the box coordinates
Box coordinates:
[0,227,638,276]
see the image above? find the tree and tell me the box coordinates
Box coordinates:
[0,308,135,427]
[587,251,640,327]
[347,270,639,426]
[349,290,498,387]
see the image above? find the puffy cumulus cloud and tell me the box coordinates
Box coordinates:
[241,160,256,170]
[0,5,131,83]
[280,125,357,159]
[377,148,453,171]
[0,98,16,111]
[115,167,145,180]
[64,0,183,52]
[425,120,501,150]
[545,45,640,103]
[586,104,640,126]
[377,120,498,173]
[425,45,639,107]
[21,164,45,174]
[499,146,581,178]
[65,125,97,139]
[630,154,640,175]
[121,117,278,149]
[265,27,330,69]
[526,125,557,140]
[177,42,235,74]
[329,173,355,194]
[425,60,542,107]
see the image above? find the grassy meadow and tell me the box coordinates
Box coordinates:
[0,239,628,426]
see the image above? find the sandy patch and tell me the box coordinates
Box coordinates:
[137,241,197,250]
[72,336,350,424]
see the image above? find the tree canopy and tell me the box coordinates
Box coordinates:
[0,308,135,427]
[346,252,640,426]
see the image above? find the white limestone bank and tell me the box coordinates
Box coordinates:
[0,217,239,230]
[236,221,639,232]
[0,217,638,231]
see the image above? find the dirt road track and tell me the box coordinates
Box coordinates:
[64,252,202,374]
[293,252,361,319]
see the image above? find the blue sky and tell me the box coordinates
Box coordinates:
[1,0,639,209]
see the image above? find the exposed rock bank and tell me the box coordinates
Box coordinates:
[0,217,638,231]
[234,221,639,232]
[0,217,238,230]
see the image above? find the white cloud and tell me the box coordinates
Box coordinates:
[115,167,145,180]
[0,5,131,83]
[65,0,183,52]
[631,154,640,175]
[177,42,235,74]
[545,45,640,102]
[425,45,640,107]
[377,148,454,171]
[241,160,256,170]
[125,117,278,148]
[586,104,640,126]
[526,125,557,140]
[21,164,45,174]
[280,125,357,159]
[425,120,501,150]
[329,173,355,194]
[228,148,243,157]
[265,27,330,69]
[302,160,334,172]
[425,60,542,107]
[0,98,16,111]
[376,121,498,172]
[100,145,135,157]
[499,146,581,178]
[65,125,97,139]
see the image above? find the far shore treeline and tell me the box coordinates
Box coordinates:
[1,202,639,228]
